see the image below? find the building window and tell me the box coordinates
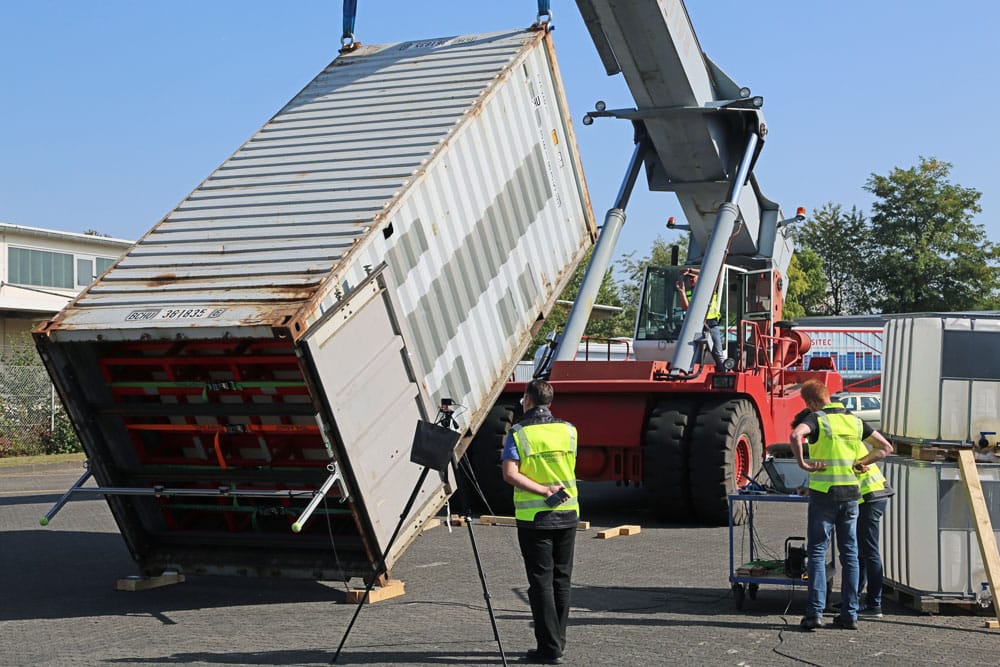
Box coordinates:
[8,247,74,289]
[77,258,94,287]
[96,257,115,274]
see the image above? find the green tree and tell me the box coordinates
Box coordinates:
[797,203,870,315]
[783,248,827,318]
[527,247,628,357]
[862,157,1000,312]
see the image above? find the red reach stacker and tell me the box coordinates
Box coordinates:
[467,1,843,524]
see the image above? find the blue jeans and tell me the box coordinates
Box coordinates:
[857,498,887,608]
[706,320,725,369]
[806,492,860,620]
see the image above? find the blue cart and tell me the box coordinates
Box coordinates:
[728,493,835,609]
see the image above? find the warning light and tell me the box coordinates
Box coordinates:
[666,216,676,229]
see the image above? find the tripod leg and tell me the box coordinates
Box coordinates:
[464,510,508,666]
[453,457,507,666]
[332,466,430,663]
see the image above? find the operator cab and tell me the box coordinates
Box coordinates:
[633,263,782,366]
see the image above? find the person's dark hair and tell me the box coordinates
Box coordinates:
[526,379,554,406]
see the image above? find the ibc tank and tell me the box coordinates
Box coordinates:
[882,313,1000,447]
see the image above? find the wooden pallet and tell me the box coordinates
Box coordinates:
[881,582,984,615]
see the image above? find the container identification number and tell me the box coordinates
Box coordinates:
[125,308,226,321]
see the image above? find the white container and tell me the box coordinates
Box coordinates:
[881,456,1000,597]
[35,29,594,579]
[882,313,1000,446]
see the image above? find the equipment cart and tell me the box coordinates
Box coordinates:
[728,493,836,609]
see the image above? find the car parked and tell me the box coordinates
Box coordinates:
[833,392,882,431]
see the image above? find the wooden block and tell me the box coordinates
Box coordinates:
[344,579,405,604]
[420,518,442,533]
[115,571,185,592]
[985,620,1000,629]
[912,445,944,461]
[479,515,517,527]
[576,520,590,531]
[449,516,467,527]
[596,525,642,539]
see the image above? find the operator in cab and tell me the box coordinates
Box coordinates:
[675,267,726,371]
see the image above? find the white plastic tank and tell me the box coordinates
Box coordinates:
[882,313,1000,446]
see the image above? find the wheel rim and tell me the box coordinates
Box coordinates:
[734,434,752,486]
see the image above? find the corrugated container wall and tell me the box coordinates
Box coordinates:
[882,313,1000,446]
[34,29,595,579]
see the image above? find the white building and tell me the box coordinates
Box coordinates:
[0,223,133,353]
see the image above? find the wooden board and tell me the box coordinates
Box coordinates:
[957,450,1000,628]
[480,515,517,527]
[344,579,405,604]
[116,571,185,592]
[478,515,589,530]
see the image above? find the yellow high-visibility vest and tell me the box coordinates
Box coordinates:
[511,421,579,521]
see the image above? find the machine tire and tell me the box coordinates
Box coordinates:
[642,399,698,522]
[460,402,518,516]
[688,398,763,525]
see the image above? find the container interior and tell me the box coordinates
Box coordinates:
[42,334,374,578]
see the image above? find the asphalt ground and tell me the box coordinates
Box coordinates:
[2,460,998,667]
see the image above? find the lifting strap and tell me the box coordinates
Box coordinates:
[341,0,360,53]
[532,0,553,31]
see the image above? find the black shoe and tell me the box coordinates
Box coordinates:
[831,615,858,630]
[799,616,823,631]
[525,649,563,665]
[858,605,883,618]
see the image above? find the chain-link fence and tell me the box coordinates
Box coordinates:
[0,343,80,458]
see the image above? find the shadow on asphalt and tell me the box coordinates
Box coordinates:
[0,530,345,623]
[0,493,62,507]
[105,646,509,665]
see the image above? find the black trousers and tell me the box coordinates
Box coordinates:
[517,525,576,657]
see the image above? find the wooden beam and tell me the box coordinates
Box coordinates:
[344,579,405,604]
[596,524,643,539]
[115,571,185,592]
[957,450,1000,629]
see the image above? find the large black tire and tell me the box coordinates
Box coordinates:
[460,403,518,516]
[688,398,763,525]
[642,399,698,523]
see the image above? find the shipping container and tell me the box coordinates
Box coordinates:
[882,313,1000,446]
[34,29,595,579]
[882,456,1000,600]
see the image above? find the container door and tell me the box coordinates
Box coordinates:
[300,271,447,570]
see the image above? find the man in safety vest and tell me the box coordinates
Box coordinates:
[675,267,727,371]
[501,379,578,665]
[790,380,892,631]
[854,435,894,618]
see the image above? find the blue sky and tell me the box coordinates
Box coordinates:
[2,1,998,263]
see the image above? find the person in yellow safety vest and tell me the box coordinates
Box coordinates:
[502,379,579,666]
[853,436,894,619]
[675,267,727,371]
[790,379,892,632]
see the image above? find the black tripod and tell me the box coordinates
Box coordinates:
[332,403,507,666]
